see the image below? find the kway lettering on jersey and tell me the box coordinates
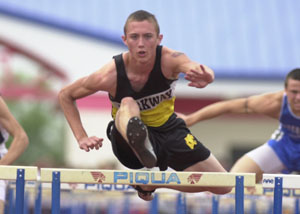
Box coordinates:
[114,171,181,185]
[136,88,173,111]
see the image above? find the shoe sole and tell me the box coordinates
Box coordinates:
[126,117,157,168]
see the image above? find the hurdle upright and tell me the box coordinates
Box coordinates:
[0,165,38,214]
[263,174,300,214]
[40,168,255,214]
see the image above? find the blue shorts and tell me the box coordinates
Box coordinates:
[268,131,300,173]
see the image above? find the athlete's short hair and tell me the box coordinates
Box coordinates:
[285,68,300,88]
[123,10,160,36]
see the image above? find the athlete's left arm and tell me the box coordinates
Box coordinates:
[162,47,214,88]
[0,97,29,165]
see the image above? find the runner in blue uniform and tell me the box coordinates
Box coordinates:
[178,68,300,182]
[0,95,29,213]
[58,10,231,201]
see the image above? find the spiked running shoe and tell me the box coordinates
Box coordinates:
[126,117,157,168]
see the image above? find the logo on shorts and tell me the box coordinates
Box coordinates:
[90,172,106,183]
[184,134,197,149]
[187,173,203,184]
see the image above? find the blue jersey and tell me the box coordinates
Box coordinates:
[268,93,300,172]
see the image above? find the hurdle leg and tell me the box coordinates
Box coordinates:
[212,195,219,214]
[249,197,256,214]
[149,194,158,214]
[51,171,60,214]
[273,177,282,214]
[295,198,300,214]
[34,182,42,214]
[235,176,244,214]
[24,192,29,214]
[176,193,187,214]
[107,200,116,214]
[15,169,25,214]
[123,194,131,214]
[7,187,14,214]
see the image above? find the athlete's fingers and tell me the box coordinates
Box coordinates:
[185,65,213,87]
[78,137,97,152]
[188,80,209,88]
[79,143,90,152]
[90,136,103,150]
[200,64,206,73]
[88,142,95,149]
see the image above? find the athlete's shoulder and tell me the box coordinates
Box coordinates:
[82,59,117,94]
[253,90,284,101]
[161,46,185,58]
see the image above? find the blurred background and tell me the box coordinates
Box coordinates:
[0,0,299,170]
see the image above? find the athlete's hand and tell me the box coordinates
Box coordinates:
[78,136,103,152]
[184,65,214,88]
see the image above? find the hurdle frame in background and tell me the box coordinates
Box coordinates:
[0,166,38,214]
[40,168,256,214]
[3,166,300,214]
[263,174,300,214]
[1,166,264,214]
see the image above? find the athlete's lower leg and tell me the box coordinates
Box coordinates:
[115,97,157,168]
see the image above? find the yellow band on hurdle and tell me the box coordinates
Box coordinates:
[40,168,255,187]
[0,165,38,180]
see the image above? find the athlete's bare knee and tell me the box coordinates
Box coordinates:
[119,97,139,114]
[120,97,136,106]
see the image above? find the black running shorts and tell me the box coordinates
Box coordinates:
[106,113,211,171]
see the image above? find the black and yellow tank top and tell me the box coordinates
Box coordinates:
[109,46,177,127]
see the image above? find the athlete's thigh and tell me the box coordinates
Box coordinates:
[231,143,286,182]
[245,143,286,173]
[0,200,4,214]
[165,127,210,171]
[184,153,227,172]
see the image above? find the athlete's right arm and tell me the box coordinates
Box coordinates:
[0,97,29,165]
[58,61,116,152]
[178,91,283,127]
[179,98,247,127]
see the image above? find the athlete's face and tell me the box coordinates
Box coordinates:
[122,20,162,64]
[285,78,300,114]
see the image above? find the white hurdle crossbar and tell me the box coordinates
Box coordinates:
[40,168,255,214]
[0,165,38,214]
[263,173,300,214]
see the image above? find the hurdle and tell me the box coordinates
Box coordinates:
[40,168,255,214]
[0,165,38,214]
[263,173,300,214]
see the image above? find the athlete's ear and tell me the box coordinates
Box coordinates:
[158,34,163,44]
[122,35,127,46]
